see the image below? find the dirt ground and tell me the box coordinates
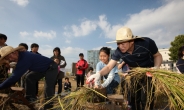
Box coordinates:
[38,75,78,93]
[0,75,80,110]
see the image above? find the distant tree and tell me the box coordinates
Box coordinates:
[169,35,184,62]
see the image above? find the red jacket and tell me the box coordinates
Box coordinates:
[76,59,88,75]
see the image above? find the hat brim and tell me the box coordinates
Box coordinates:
[106,37,143,44]
[0,46,24,61]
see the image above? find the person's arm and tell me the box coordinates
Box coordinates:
[147,38,163,68]
[87,60,117,84]
[101,66,117,88]
[176,67,182,74]
[76,61,79,69]
[99,59,117,76]
[118,61,125,70]
[81,61,88,70]
[153,52,163,68]
[0,63,29,89]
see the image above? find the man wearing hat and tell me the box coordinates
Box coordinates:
[88,27,163,110]
[0,46,58,109]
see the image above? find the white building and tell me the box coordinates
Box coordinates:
[159,49,176,71]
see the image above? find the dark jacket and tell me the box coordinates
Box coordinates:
[51,55,67,79]
[0,51,53,89]
[176,58,184,73]
[64,82,71,90]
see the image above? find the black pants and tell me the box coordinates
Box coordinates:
[76,74,85,87]
[56,78,62,94]
[23,71,39,96]
[25,62,58,109]
[130,77,154,110]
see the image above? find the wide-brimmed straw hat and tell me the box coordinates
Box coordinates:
[0,46,24,61]
[106,27,142,43]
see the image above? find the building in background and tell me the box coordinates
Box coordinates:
[87,48,177,71]
[159,49,177,71]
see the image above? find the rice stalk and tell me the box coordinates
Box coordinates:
[122,68,184,110]
[47,87,108,110]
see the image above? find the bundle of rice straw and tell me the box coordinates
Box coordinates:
[45,87,108,110]
[122,68,184,110]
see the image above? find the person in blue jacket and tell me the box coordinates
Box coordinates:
[94,47,120,94]
[0,46,58,109]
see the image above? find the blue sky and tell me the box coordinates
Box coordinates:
[0,0,184,68]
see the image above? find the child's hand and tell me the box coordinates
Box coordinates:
[86,78,94,84]
[87,72,101,82]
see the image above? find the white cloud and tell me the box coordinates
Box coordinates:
[33,30,56,40]
[62,0,184,48]
[63,20,97,37]
[61,47,85,56]
[122,0,184,47]
[97,15,123,39]
[92,46,103,50]
[11,0,29,7]
[19,31,29,37]
[65,39,71,44]
[63,15,122,38]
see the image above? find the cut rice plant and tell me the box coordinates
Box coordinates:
[122,68,184,110]
[47,87,108,110]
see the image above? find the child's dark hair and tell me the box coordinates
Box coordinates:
[19,43,28,50]
[88,67,93,72]
[178,45,184,58]
[79,53,84,56]
[31,43,39,48]
[99,47,111,56]
[0,33,7,41]
[65,77,69,80]
[53,47,61,55]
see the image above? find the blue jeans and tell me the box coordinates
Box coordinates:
[106,80,119,94]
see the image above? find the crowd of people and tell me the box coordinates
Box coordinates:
[0,34,68,109]
[0,26,184,110]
